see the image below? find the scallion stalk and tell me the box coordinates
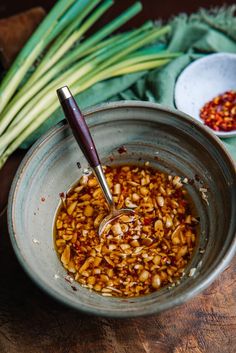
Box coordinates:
[26,0,107,84]
[21,2,143,94]
[0,23,152,135]
[0,57,172,167]
[0,0,76,113]
[0,1,181,169]
[0,27,172,150]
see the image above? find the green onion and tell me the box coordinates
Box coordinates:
[0,1,181,169]
[27,0,107,83]
[0,26,172,151]
[5,28,154,133]
[21,2,143,93]
[0,0,76,113]
[46,0,92,42]
[0,22,151,135]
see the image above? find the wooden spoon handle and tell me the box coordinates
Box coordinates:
[57,86,100,168]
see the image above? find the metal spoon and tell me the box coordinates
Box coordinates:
[57,86,134,236]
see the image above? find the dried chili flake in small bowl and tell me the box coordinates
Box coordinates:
[200,90,236,132]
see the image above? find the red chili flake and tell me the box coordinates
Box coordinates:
[71,286,77,291]
[59,192,65,198]
[162,257,168,263]
[188,178,194,185]
[200,90,236,132]
[41,197,45,202]
[144,218,152,225]
[195,174,201,182]
[117,145,127,154]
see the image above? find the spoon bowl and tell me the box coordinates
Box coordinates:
[98,208,135,236]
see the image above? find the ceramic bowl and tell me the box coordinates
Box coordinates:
[175,53,236,138]
[8,101,236,317]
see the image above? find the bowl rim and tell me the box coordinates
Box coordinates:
[174,52,236,138]
[7,100,236,317]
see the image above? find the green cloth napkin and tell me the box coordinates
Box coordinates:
[21,6,236,160]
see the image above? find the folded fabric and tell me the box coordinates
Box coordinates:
[20,6,236,160]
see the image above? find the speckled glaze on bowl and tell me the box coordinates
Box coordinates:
[8,101,236,317]
[175,53,236,138]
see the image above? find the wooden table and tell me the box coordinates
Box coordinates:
[0,1,236,352]
[1,0,236,22]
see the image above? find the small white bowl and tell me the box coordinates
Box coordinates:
[175,53,236,138]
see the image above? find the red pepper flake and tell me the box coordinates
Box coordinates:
[195,174,201,182]
[188,178,194,185]
[117,145,127,154]
[200,90,236,132]
[65,275,74,283]
[71,285,77,291]
[144,218,152,225]
[59,192,65,198]
[41,197,45,202]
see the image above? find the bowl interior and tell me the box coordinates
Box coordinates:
[174,53,236,138]
[8,101,236,317]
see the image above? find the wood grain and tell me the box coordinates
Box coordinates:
[0,152,235,353]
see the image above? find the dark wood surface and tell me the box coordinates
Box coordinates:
[0,1,236,352]
[1,0,236,22]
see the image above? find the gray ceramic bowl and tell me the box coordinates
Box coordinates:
[8,101,236,317]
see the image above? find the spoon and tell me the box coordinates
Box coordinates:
[57,86,134,236]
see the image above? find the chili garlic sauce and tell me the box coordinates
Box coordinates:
[55,165,197,297]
